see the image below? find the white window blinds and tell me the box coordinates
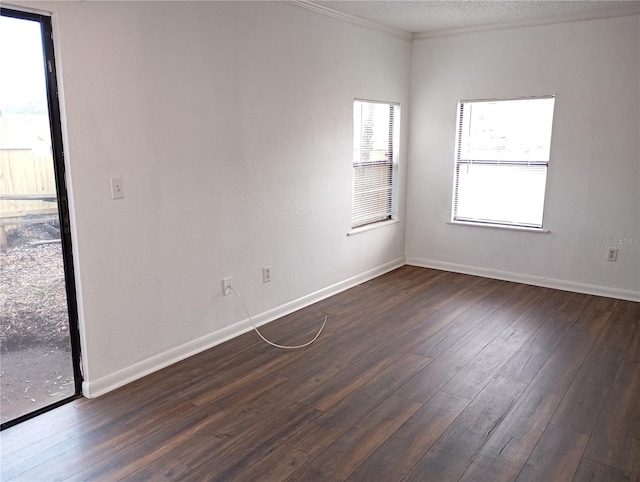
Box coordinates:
[352,100,399,229]
[452,96,555,228]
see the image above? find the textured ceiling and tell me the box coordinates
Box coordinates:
[312,1,640,34]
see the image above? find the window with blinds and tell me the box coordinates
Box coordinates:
[352,100,399,229]
[452,96,555,229]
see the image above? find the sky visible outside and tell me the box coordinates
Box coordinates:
[0,15,48,114]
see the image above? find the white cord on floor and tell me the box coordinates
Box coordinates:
[229,286,327,350]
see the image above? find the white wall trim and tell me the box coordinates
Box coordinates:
[414,5,640,39]
[1,2,54,16]
[82,256,406,398]
[406,257,640,303]
[286,1,639,42]
[286,0,414,41]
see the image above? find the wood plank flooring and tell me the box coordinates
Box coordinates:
[1,266,639,481]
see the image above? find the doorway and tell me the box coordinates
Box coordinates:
[1,7,82,429]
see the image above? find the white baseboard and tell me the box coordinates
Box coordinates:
[406,257,640,303]
[83,257,406,398]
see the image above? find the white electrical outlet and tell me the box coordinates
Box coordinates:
[607,248,618,262]
[263,266,271,283]
[222,277,232,296]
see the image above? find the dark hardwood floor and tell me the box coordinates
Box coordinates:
[2,266,639,481]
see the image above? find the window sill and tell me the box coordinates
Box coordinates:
[447,220,550,233]
[348,219,399,236]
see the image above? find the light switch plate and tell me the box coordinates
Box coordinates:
[110,177,124,199]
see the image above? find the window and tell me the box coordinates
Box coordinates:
[452,96,555,229]
[352,100,399,229]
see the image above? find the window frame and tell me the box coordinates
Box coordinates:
[0,6,83,430]
[351,99,400,231]
[451,95,555,230]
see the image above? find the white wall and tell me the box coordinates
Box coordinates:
[406,14,640,301]
[14,1,412,396]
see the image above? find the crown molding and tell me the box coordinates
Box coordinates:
[415,4,640,40]
[0,2,53,16]
[286,0,414,42]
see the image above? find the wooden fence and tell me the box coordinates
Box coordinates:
[0,148,59,247]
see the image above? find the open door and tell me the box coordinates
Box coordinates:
[1,7,82,429]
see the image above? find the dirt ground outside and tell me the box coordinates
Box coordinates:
[0,225,76,425]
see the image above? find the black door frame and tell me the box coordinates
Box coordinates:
[1,7,83,430]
